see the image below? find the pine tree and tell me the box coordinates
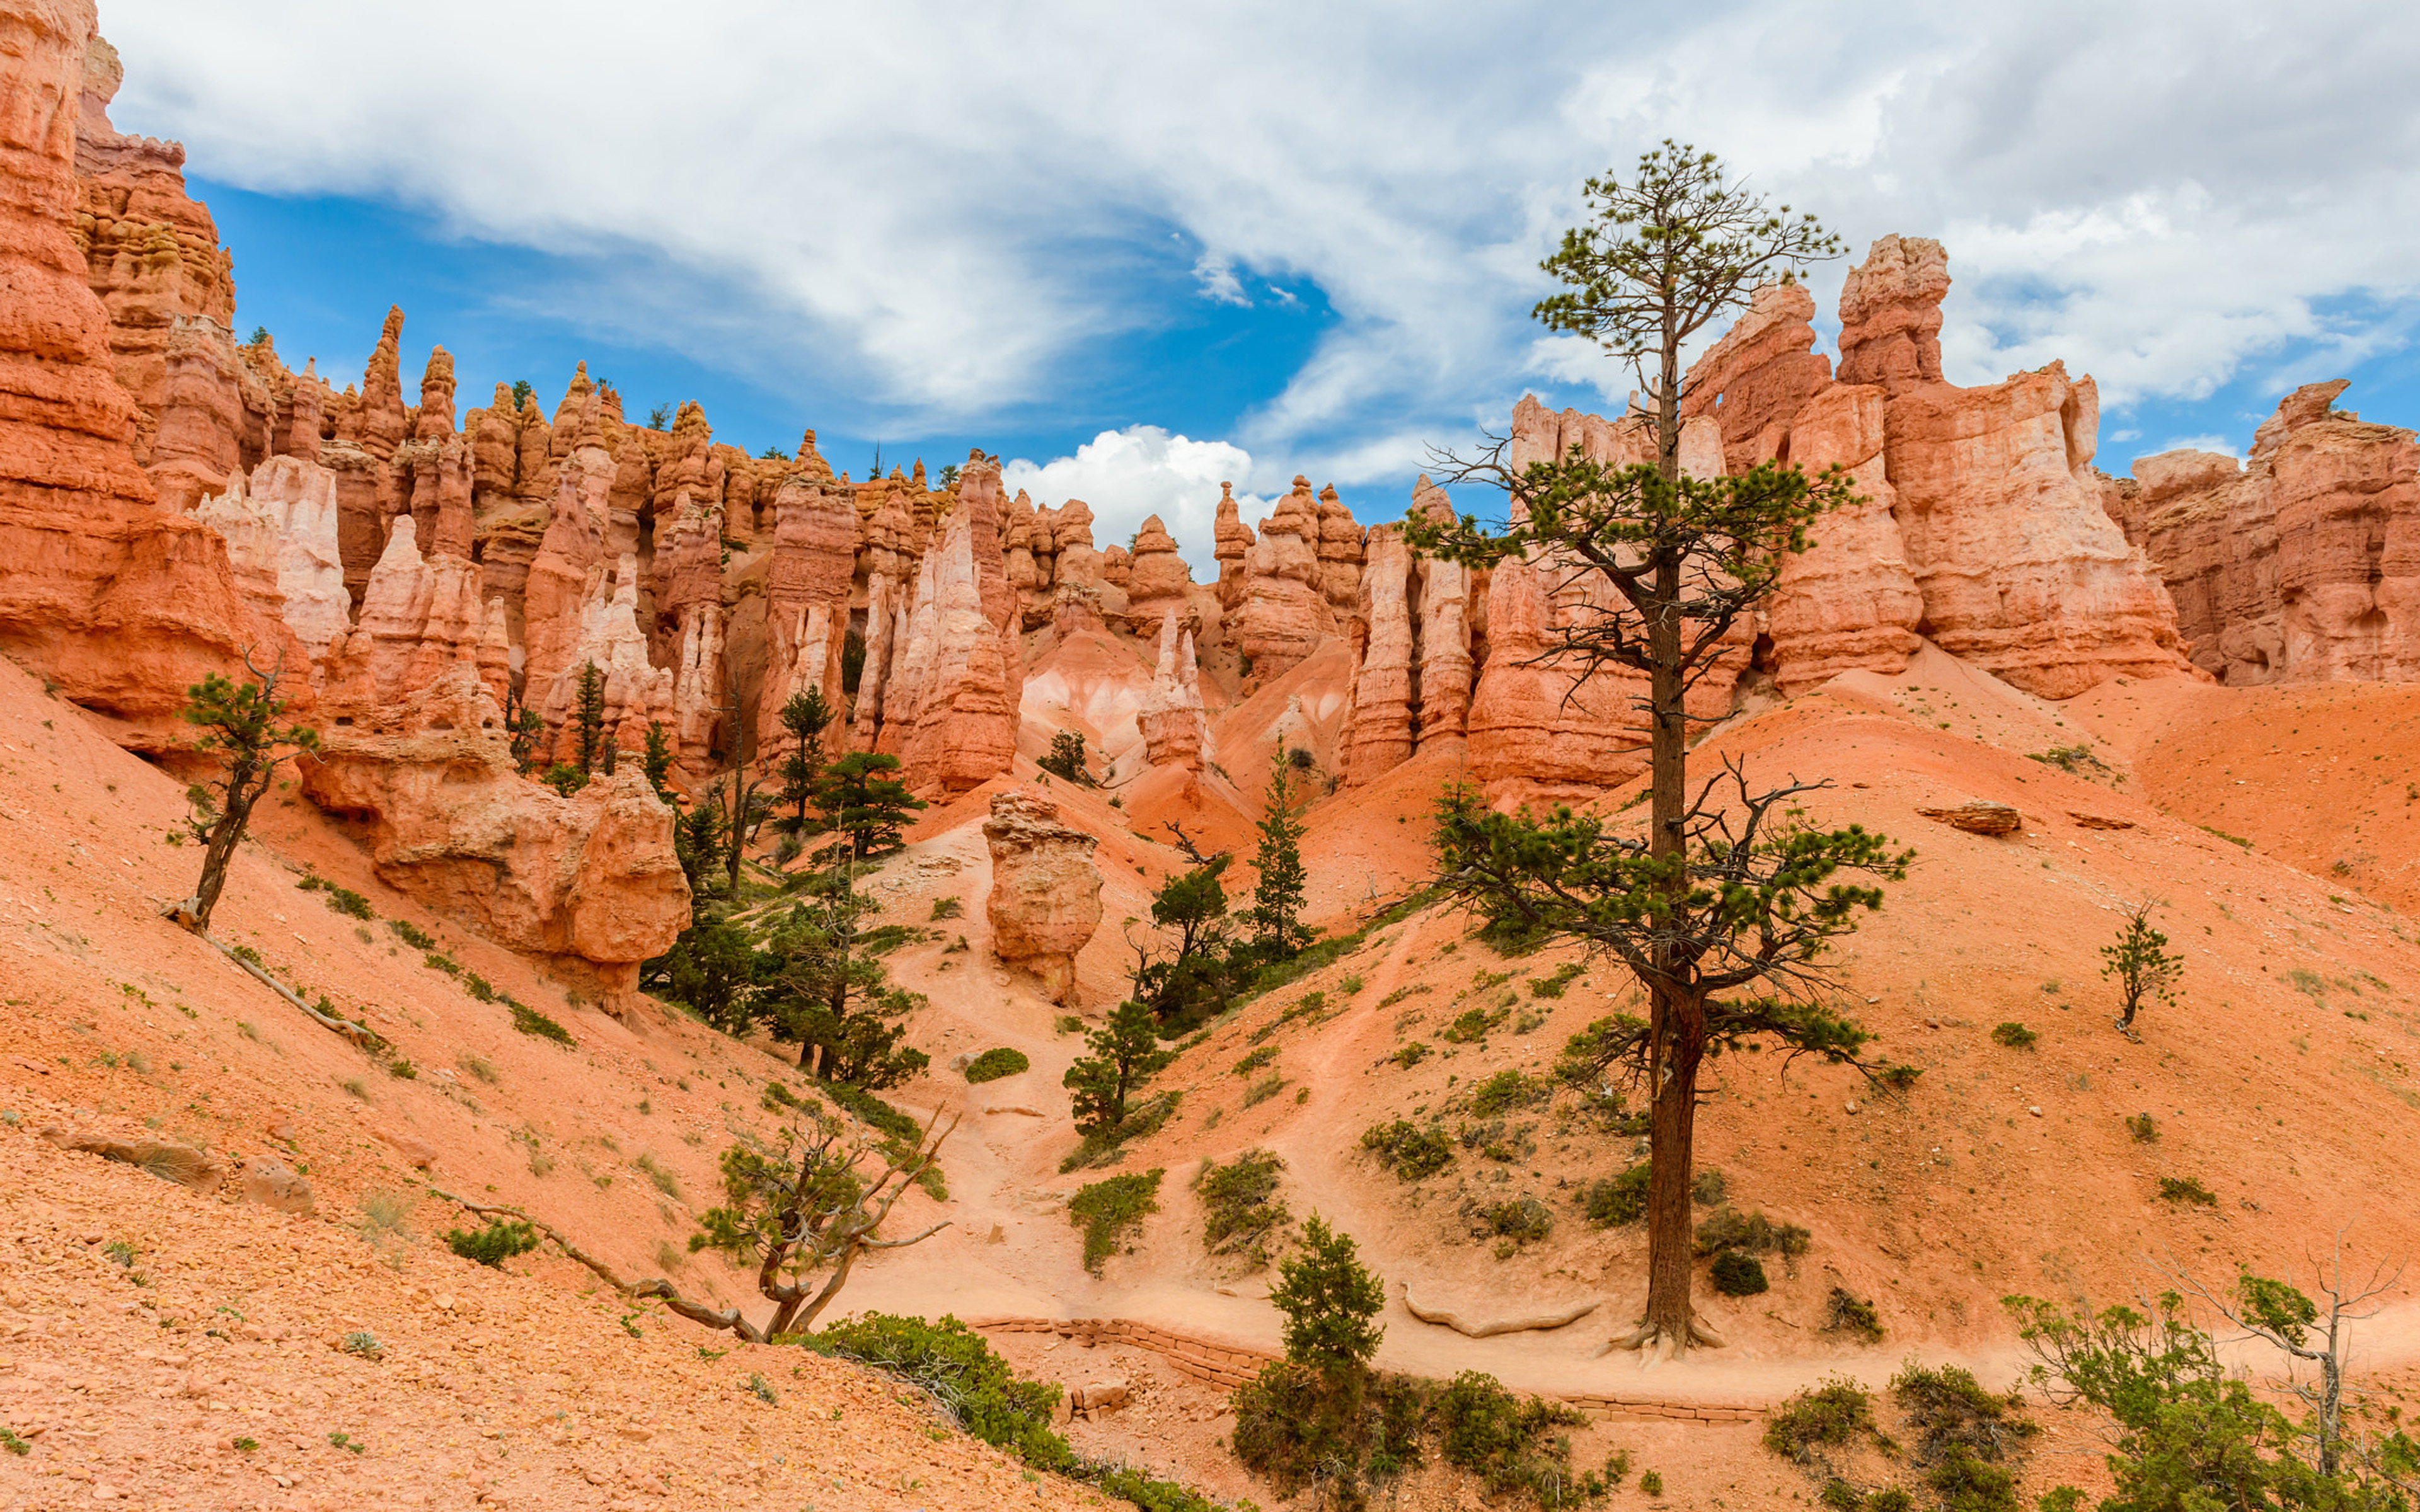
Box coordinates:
[172,657,318,934]
[1411,143,1903,1361]
[776,686,836,834]
[814,752,926,863]
[573,661,606,776]
[641,721,677,805]
[1270,1214,1385,1380]
[2102,900,2182,1038]
[1248,748,1312,959]
[1064,1001,1176,1139]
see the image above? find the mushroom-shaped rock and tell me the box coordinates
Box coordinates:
[982,790,1103,1004]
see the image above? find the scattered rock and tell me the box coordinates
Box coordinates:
[378,1130,439,1169]
[38,1129,223,1193]
[1070,1380,1130,1418]
[238,1157,315,1216]
[2070,812,2135,830]
[1916,801,2022,835]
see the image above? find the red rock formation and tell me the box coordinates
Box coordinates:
[1409,476,1474,752]
[1678,280,1833,474]
[192,454,349,662]
[0,0,290,745]
[757,463,856,756]
[1465,550,1647,805]
[69,28,247,478]
[2118,381,2420,684]
[1836,234,1950,392]
[1316,484,1364,609]
[1761,384,1923,694]
[981,789,1102,1004]
[335,307,410,461]
[884,457,1019,796]
[1213,481,1252,612]
[1237,477,1333,677]
[1340,524,1413,785]
[298,663,689,1014]
[1135,610,1213,771]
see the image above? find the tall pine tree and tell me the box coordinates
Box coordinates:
[1249,748,1313,959]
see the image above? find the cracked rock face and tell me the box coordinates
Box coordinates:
[981,789,1102,1005]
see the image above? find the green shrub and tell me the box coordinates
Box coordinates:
[1640,1469,1664,1496]
[1069,1169,1163,1274]
[1197,1149,1290,1265]
[1232,1045,1279,1077]
[1823,1286,1884,1344]
[2125,1113,2160,1143]
[964,1048,1029,1084]
[809,1313,1072,1472]
[1478,1196,1552,1244]
[1434,1370,1604,1504]
[510,1002,575,1045]
[1990,1021,2037,1050]
[1876,1063,1923,1091]
[464,973,496,1002]
[1241,1074,1288,1108]
[1470,1069,1542,1117]
[1692,1168,1727,1207]
[2157,1176,2217,1206]
[1579,1164,1651,1227]
[388,918,437,951]
[298,877,374,919]
[1526,963,1584,999]
[338,1331,384,1361]
[444,1218,540,1268]
[1891,1361,2036,1500]
[424,951,462,976]
[1710,1250,1768,1295]
[1763,1378,1875,1460]
[1693,1206,1810,1259]
[1867,1491,1915,1512]
[1392,1041,1430,1068]
[929,896,964,920]
[1361,1120,1453,1181]
[1440,1005,1507,1043]
[387,1058,417,1079]
[1378,982,1432,1008]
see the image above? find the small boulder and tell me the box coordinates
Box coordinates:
[1071,1380,1130,1417]
[239,1158,316,1216]
[40,1128,224,1193]
[378,1129,439,1169]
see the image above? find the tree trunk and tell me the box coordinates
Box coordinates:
[1642,981,1706,1352]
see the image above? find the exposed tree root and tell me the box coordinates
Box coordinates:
[1595,1313,1727,1365]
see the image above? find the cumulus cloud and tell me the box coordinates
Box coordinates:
[97,0,2420,470]
[1001,428,1270,576]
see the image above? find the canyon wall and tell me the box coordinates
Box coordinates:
[2107,380,2420,685]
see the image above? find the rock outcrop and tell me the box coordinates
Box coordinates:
[2113,381,2420,684]
[0,0,286,745]
[192,455,349,662]
[1340,524,1414,785]
[981,789,1102,1004]
[1760,384,1924,694]
[1236,477,1334,678]
[1134,611,1213,770]
[298,665,690,1013]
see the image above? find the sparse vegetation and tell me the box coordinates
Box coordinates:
[510,1002,575,1045]
[1198,1149,1291,1266]
[1990,1021,2037,1050]
[1694,1206,1811,1259]
[1709,1249,1768,1295]
[2157,1176,2218,1206]
[1527,963,1584,999]
[1579,1164,1651,1227]
[1823,1287,1885,1344]
[445,1218,540,1267]
[1763,1378,1876,1460]
[1068,1169,1163,1274]
[1362,1120,1455,1181]
[964,1047,1029,1084]
[2125,1112,2160,1143]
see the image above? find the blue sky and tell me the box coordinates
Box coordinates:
[110,1,2420,570]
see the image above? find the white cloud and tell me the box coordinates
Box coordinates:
[2156,435,2244,459]
[1192,254,1250,307]
[95,0,2420,462]
[1001,428,1270,577]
